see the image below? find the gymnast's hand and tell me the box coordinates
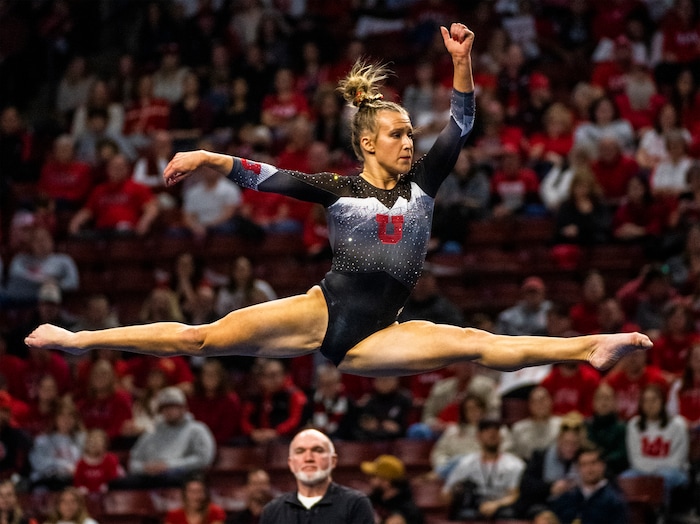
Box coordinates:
[163,150,208,187]
[25,324,87,355]
[440,23,474,61]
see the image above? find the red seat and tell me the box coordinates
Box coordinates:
[411,478,446,514]
[212,446,268,475]
[394,438,434,473]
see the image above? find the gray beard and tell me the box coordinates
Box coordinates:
[294,464,333,486]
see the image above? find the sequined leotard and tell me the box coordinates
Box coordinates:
[228,90,475,364]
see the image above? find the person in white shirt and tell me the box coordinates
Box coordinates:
[510,387,561,460]
[621,383,689,505]
[650,129,693,197]
[182,169,242,239]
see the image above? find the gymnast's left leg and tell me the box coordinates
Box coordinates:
[337,321,652,377]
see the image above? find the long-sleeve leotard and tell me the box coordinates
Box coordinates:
[227,90,475,364]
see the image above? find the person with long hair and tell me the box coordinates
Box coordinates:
[26,24,650,378]
[164,476,225,524]
[667,343,700,428]
[188,360,241,445]
[43,488,98,524]
[0,480,36,524]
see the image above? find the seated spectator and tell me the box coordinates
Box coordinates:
[164,476,225,524]
[301,363,356,441]
[215,256,276,316]
[355,377,412,441]
[430,394,512,479]
[670,162,700,233]
[167,252,206,315]
[614,61,665,133]
[651,301,700,380]
[122,353,193,398]
[71,79,124,139]
[37,135,93,213]
[55,57,95,126]
[573,96,635,155]
[75,359,132,441]
[261,68,310,144]
[633,265,676,338]
[0,391,32,483]
[667,344,700,428]
[72,294,120,332]
[636,102,690,171]
[496,276,552,336]
[73,429,123,494]
[490,144,541,219]
[183,284,219,326]
[650,129,693,198]
[4,227,79,304]
[29,399,84,492]
[621,384,689,507]
[226,469,275,524]
[115,387,215,489]
[132,130,174,189]
[43,487,98,524]
[590,134,640,204]
[188,359,241,445]
[138,287,186,324]
[181,168,242,240]
[585,384,628,476]
[241,359,307,445]
[443,418,525,521]
[68,154,159,238]
[596,297,640,335]
[569,270,606,335]
[168,72,215,150]
[361,455,424,524]
[397,265,464,326]
[516,412,586,518]
[123,74,170,143]
[16,374,60,437]
[541,363,600,417]
[665,223,700,294]
[120,366,166,439]
[74,108,136,166]
[548,442,629,524]
[526,102,575,179]
[554,170,611,246]
[510,387,561,461]
[0,478,36,524]
[540,145,595,213]
[605,348,668,421]
[613,174,668,246]
[18,341,72,403]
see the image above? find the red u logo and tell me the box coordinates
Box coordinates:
[376,214,404,244]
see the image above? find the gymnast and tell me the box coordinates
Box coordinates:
[25,23,651,376]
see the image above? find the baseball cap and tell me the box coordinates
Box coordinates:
[156,386,187,410]
[38,283,62,304]
[522,276,545,292]
[360,455,406,481]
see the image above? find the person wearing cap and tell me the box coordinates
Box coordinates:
[361,455,424,524]
[259,428,374,524]
[443,417,524,521]
[496,276,552,336]
[113,387,215,489]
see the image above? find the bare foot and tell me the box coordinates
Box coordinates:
[587,332,652,370]
[25,324,86,355]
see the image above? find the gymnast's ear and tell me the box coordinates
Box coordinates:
[360,135,375,154]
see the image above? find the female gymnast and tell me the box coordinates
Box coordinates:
[26,23,651,376]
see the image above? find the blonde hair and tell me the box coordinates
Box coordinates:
[338,60,408,161]
[45,487,91,524]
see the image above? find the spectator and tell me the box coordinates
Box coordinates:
[122,353,193,398]
[132,130,174,189]
[355,377,412,441]
[4,227,79,304]
[301,363,356,441]
[612,174,668,245]
[18,338,72,403]
[69,154,159,238]
[55,57,95,126]
[634,265,676,337]
[443,418,524,521]
[490,144,541,219]
[227,469,275,524]
[597,297,640,335]
[430,394,512,479]
[540,145,596,212]
[168,72,215,150]
[604,347,668,421]
[74,108,136,166]
[496,276,552,336]
[117,387,215,489]
[621,383,689,506]
[665,222,700,294]
[667,343,700,428]
[259,429,374,523]
[510,387,562,461]
[152,43,189,105]
[183,284,219,326]
[0,478,36,524]
[526,102,574,179]
[167,252,205,315]
[215,256,276,316]
[397,265,464,326]
[42,488,98,524]
[554,169,611,246]
[29,399,84,492]
[361,455,424,524]
[573,96,635,155]
[261,68,310,145]
[651,129,693,200]
[636,102,691,171]
[37,135,93,213]
[71,79,124,139]
[181,168,242,241]
[516,412,586,519]
[651,301,700,380]
[73,429,123,494]
[72,294,120,332]
[164,476,225,524]
[585,384,628,476]
[241,359,307,445]
[548,442,629,524]
[569,270,606,335]
[123,73,170,143]
[16,374,60,437]
[541,362,600,417]
[188,359,241,445]
[0,391,31,482]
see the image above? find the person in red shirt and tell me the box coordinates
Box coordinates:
[540,363,601,417]
[188,360,241,445]
[591,134,640,202]
[122,354,194,398]
[164,476,225,524]
[123,74,170,136]
[604,349,668,420]
[526,102,574,176]
[597,297,641,335]
[491,143,541,218]
[68,154,159,236]
[613,175,668,243]
[74,349,129,399]
[667,343,700,428]
[18,347,71,402]
[76,359,133,440]
[38,135,93,212]
[73,428,123,493]
[569,270,607,335]
[261,68,310,148]
[16,374,59,437]
[241,359,307,445]
[651,300,700,380]
[591,35,637,97]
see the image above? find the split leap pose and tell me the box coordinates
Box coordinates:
[26,24,651,376]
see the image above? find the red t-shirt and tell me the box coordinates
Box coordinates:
[73,452,122,493]
[39,160,93,204]
[650,332,700,377]
[16,403,54,436]
[528,133,573,159]
[592,155,640,200]
[540,364,601,417]
[569,301,601,335]
[165,504,226,524]
[84,178,154,230]
[491,169,540,209]
[662,18,700,63]
[18,353,71,402]
[604,366,668,420]
[188,392,242,445]
[615,92,667,132]
[77,390,133,439]
[591,61,629,96]
[124,356,194,390]
[0,354,27,400]
[124,98,170,135]
[676,381,700,424]
[261,93,310,123]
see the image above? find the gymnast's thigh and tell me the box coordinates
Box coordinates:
[202,286,329,357]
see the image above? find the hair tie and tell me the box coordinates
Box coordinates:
[355,91,383,107]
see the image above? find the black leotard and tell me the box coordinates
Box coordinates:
[228,90,475,364]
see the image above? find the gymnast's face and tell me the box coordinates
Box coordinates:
[366,110,414,176]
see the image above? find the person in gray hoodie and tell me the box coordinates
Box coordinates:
[112,387,215,489]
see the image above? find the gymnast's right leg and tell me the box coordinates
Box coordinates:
[25,286,329,360]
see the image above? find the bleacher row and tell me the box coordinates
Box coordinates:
[45,216,649,324]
